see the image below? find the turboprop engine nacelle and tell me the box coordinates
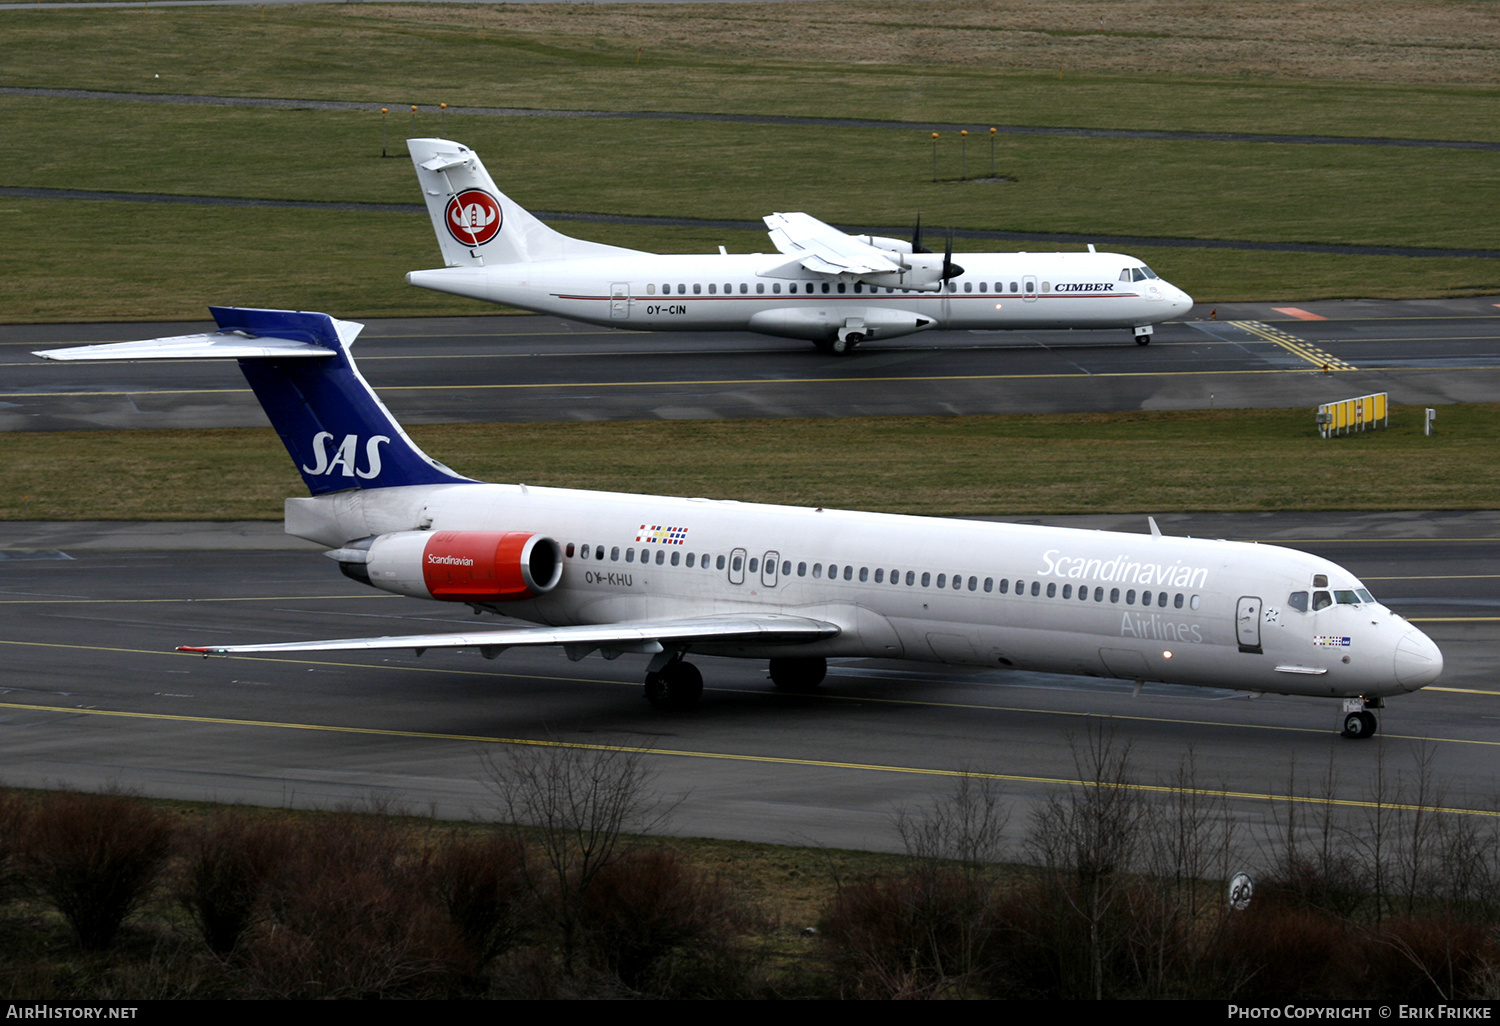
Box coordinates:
[859,252,950,292]
[852,234,915,255]
[347,530,563,602]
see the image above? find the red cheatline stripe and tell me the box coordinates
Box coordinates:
[1273,307,1327,321]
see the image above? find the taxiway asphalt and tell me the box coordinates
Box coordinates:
[4,296,1500,430]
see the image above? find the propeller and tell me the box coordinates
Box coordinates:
[911,213,931,254]
[942,232,964,280]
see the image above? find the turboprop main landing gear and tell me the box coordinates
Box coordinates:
[1133,324,1153,346]
[769,656,827,692]
[1340,696,1382,740]
[644,656,703,711]
[817,330,863,355]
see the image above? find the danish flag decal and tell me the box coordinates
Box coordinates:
[445,189,502,247]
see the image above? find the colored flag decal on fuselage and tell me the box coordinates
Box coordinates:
[445,189,502,246]
[1313,636,1352,647]
[637,525,688,545]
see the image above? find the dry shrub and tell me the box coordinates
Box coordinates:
[423,834,535,972]
[1212,904,1362,1002]
[0,792,34,904]
[240,812,458,998]
[22,791,174,950]
[482,744,677,973]
[577,848,746,996]
[820,869,1000,998]
[983,875,1188,1000]
[178,810,296,956]
[1366,916,1499,1002]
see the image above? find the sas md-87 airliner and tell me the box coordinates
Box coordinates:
[37,308,1438,738]
[405,138,1194,355]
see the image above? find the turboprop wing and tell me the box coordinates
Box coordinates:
[762,211,960,291]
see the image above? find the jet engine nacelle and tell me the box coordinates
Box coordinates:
[358,530,563,602]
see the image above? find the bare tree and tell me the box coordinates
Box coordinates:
[480,743,677,973]
[895,770,1011,872]
[885,771,1012,993]
[1136,748,1236,997]
[1024,723,1146,999]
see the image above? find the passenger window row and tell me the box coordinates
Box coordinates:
[642,281,1027,297]
[561,542,1200,608]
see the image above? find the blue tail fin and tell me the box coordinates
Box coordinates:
[34,306,473,496]
[215,307,474,496]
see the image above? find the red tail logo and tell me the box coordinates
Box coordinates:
[444,189,502,246]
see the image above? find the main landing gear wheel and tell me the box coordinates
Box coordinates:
[1341,710,1377,740]
[769,656,827,692]
[644,660,703,711]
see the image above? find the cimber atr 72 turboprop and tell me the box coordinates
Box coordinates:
[405,138,1194,355]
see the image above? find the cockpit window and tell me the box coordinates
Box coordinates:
[1120,268,1132,282]
[1357,588,1375,603]
[1335,590,1361,605]
[1287,591,1309,612]
[1313,574,1328,588]
[1312,591,1333,610]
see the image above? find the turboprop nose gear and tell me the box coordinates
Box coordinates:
[1133,324,1153,346]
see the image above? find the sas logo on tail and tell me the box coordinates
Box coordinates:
[302,432,391,480]
[445,189,502,246]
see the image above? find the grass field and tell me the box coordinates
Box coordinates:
[0,2,1497,320]
[5,404,1494,521]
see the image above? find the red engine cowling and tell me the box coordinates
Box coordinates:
[362,530,563,602]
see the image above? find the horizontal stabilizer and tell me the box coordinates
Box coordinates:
[179,612,840,657]
[33,306,474,496]
[33,333,335,362]
[33,308,361,362]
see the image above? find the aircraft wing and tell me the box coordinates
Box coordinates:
[177,611,840,658]
[763,212,904,277]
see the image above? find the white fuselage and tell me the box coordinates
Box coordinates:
[288,480,1441,701]
[406,250,1194,340]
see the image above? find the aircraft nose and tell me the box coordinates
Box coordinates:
[1168,283,1194,315]
[1394,628,1443,690]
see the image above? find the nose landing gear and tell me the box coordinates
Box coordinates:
[1340,697,1382,739]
